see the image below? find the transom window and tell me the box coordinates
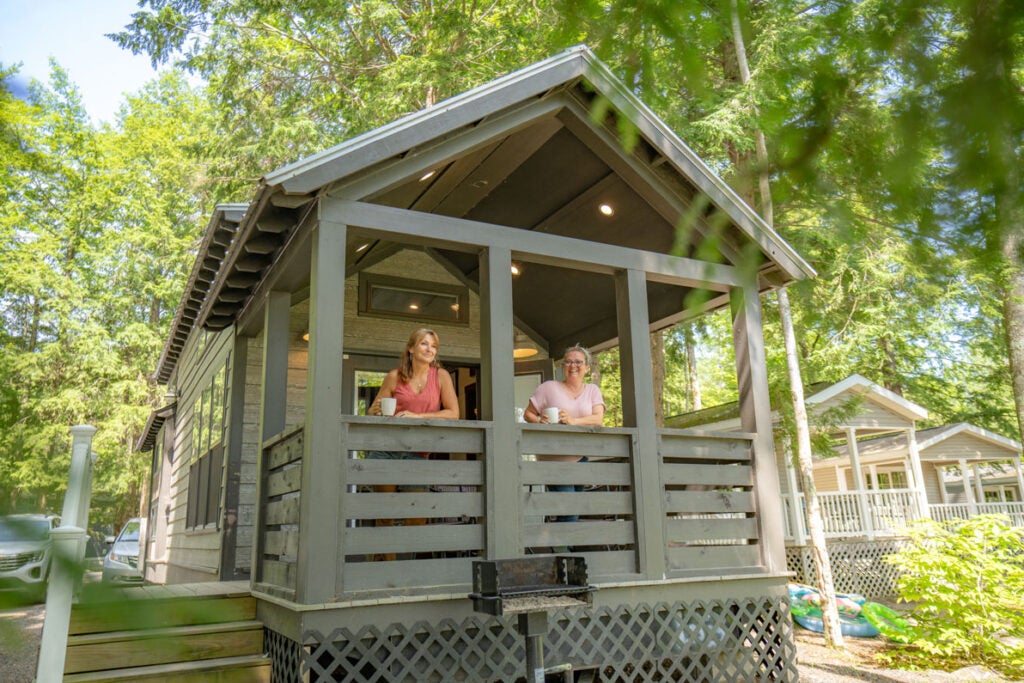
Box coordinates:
[359,273,468,325]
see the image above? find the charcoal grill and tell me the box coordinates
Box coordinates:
[469,556,596,682]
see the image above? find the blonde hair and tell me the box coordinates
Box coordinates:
[398,328,442,383]
[563,343,592,366]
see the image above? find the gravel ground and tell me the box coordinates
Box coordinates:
[0,597,44,683]
[0,598,1014,682]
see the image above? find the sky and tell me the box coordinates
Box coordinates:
[0,0,168,124]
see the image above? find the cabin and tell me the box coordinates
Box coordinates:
[668,374,1024,599]
[136,46,815,681]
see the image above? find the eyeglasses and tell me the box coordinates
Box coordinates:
[564,359,587,367]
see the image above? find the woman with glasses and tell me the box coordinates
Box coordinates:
[523,344,605,524]
[523,344,605,430]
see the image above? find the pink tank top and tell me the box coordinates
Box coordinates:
[392,366,441,414]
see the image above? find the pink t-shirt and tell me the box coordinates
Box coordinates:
[528,381,605,420]
[393,366,441,414]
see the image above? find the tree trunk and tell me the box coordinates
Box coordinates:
[651,330,665,426]
[684,326,702,411]
[1001,220,1024,443]
[730,0,843,647]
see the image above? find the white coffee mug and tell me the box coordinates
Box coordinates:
[543,407,560,424]
[381,397,397,416]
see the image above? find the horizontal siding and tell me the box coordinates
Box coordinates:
[812,394,912,431]
[922,432,1015,461]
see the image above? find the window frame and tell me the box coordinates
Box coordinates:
[358,272,469,325]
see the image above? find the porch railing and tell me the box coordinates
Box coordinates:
[787,489,922,541]
[930,501,1024,527]
[255,417,760,599]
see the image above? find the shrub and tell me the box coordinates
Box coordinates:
[884,514,1024,678]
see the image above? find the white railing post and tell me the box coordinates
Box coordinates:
[37,424,97,683]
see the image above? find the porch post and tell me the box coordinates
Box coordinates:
[906,428,929,519]
[730,284,785,572]
[615,268,667,578]
[909,430,933,520]
[959,459,977,515]
[297,218,347,602]
[972,463,985,505]
[845,428,874,540]
[937,465,949,504]
[784,443,807,545]
[253,291,291,587]
[479,246,520,559]
[1014,456,1024,501]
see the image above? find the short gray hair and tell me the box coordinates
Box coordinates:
[563,343,592,366]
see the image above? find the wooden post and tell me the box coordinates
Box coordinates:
[615,268,666,578]
[784,443,807,546]
[959,459,977,515]
[906,428,930,519]
[972,463,985,505]
[845,428,873,540]
[730,284,785,572]
[297,217,347,602]
[479,246,520,559]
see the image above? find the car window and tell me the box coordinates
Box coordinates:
[0,518,50,542]
[118,520,141,543]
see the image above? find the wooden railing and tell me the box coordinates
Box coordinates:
[784,489,923,541]
[930,501,1024,527]
[256,418,759,597]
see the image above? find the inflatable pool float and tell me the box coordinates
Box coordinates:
[788,583,880,638]
[860,601,913,642]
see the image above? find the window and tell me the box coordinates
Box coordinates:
[359,273,468,325]
[869,470,907,490]
[187,364,227,529]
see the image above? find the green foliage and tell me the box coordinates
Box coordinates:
[884,515,1024,677]
[0,65,217,527]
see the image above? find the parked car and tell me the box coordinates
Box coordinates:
[102,518,144,584]
[0,513,60,602]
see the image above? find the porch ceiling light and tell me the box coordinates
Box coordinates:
[513,334,538,359]
[510,263,521,276]
[598,203,614,216]
[419,170,436,182]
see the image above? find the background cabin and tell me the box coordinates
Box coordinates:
[136,46,814,681]
[668,373,1024,600]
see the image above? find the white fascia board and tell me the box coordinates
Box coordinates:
[806,374,929,422]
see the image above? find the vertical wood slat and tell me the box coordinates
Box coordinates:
[615,268,666,579]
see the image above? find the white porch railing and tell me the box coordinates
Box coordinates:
[785,489,923,541]
[785,492,1024,543]
[930,501,1024,527]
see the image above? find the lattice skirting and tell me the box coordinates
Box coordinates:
[264,596,798,682]
[786,538,908,600]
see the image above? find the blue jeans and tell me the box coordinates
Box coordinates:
[548,483,584,522]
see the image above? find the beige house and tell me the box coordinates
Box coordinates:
[131,46,817,682]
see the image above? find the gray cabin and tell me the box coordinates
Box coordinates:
[137,46,814,681]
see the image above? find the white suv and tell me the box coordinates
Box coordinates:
[0,514,59,602]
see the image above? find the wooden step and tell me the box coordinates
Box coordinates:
[70,594,256,635]
[64,621,264,674]
[63,653,271,682]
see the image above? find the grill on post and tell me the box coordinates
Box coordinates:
[469,556,596,682]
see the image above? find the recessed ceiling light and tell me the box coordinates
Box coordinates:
[599,203,614,216]
[419,170,436,182]
[355,243,370,252]
[510,264,521,276]
[409,304,420,311]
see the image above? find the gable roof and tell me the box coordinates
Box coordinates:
[154,45,813,385]
[664,373,925,432]
[827,422,1021,464]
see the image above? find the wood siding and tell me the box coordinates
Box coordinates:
[811,395,912,431]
